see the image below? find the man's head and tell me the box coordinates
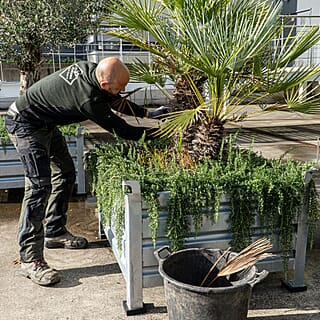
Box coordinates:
[96,57,130,95]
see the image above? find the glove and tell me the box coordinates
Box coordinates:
[147,106,169,118]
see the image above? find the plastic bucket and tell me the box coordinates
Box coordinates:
[155,246,268,320]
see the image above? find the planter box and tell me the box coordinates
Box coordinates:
[102,174,313,315]
[0,127,86,195]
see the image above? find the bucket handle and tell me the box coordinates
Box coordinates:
[154,246,172,262]
[248,270,269,287]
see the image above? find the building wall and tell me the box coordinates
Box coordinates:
[281,0,297,14]
[281,0,320,15]
[297,0,320,15]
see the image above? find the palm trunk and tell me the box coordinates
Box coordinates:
[191,113,225,161]
[169,74,207,111]
[169,74,224,161]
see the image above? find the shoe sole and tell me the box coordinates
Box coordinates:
[45,240,88,249]
[45,241,68,249]
[20,269,61,286]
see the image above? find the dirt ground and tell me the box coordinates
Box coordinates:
[0,191,319,320]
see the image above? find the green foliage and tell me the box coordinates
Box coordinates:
[58,123,85,137]
[0,116,11,145]
[0,0,107,89]
[105,0,320,143]
[0,0,104,66]
[89,136,320,254]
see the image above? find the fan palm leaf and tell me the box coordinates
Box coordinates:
[102,0,320,160]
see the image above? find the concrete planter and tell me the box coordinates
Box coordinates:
[0,127,86,195]
[102,174,314,315]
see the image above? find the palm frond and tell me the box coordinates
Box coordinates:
[128,59,167,85]
[106,0,179,55]
[272,25,320,68]
[262,64,320,93]
[106,0,164,31]
[203,238,273,287]
[155,106,204,137]
[171,0,282,76]
[265,82,320,114]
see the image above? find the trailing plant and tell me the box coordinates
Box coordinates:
[0,116,11,146]
[88,135,320,255]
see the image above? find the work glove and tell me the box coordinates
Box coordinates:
[147,106,169,118]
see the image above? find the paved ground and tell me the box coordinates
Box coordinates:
[1,108,320,320]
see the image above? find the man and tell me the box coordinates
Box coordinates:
[5,57,167,286]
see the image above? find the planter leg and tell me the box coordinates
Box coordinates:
[122,180,146,315]
[282,170,315,292]
[75,127,86,194]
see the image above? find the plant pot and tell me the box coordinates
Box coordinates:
[154,246,268,320]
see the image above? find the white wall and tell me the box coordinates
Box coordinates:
[297,0,320,15]
[0,81,19,98]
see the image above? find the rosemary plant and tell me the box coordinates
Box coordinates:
[89,136,320,256]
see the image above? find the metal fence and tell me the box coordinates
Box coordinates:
[1,15,320,79]
[280,15,320,66]
[43,15,320,69]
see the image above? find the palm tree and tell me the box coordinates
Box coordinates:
[104,0,320,160]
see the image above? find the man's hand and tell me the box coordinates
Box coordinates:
[147,106,169,118]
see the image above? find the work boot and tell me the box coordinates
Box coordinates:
[20,259,60,286]
[45,231,88,249]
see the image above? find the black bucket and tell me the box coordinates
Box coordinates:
[155,246,268,320]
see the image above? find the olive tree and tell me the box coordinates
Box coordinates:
[0,0,105,93]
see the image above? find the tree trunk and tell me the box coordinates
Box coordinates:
[169,74,207,112]
[191,113,225,161]
[19,69,40,95]
[168,74,225,161]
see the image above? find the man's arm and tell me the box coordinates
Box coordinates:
[82,99,153,140]
[110,97,169,119]
[110,98,147,118]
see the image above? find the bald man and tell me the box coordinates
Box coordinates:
[5,57,167,286]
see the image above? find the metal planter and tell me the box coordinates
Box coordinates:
[0,127,86,194]
[103,174,313,315]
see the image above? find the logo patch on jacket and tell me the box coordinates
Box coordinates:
[59,64,84,85]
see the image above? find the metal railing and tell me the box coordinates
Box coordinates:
[41,15,320,70]
[280,15,320,66]
[0,15,320,81]
[2,15,320,80]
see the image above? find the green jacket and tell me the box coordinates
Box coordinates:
[15,61,150,140]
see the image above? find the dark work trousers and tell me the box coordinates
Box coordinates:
[6,117,76,263]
